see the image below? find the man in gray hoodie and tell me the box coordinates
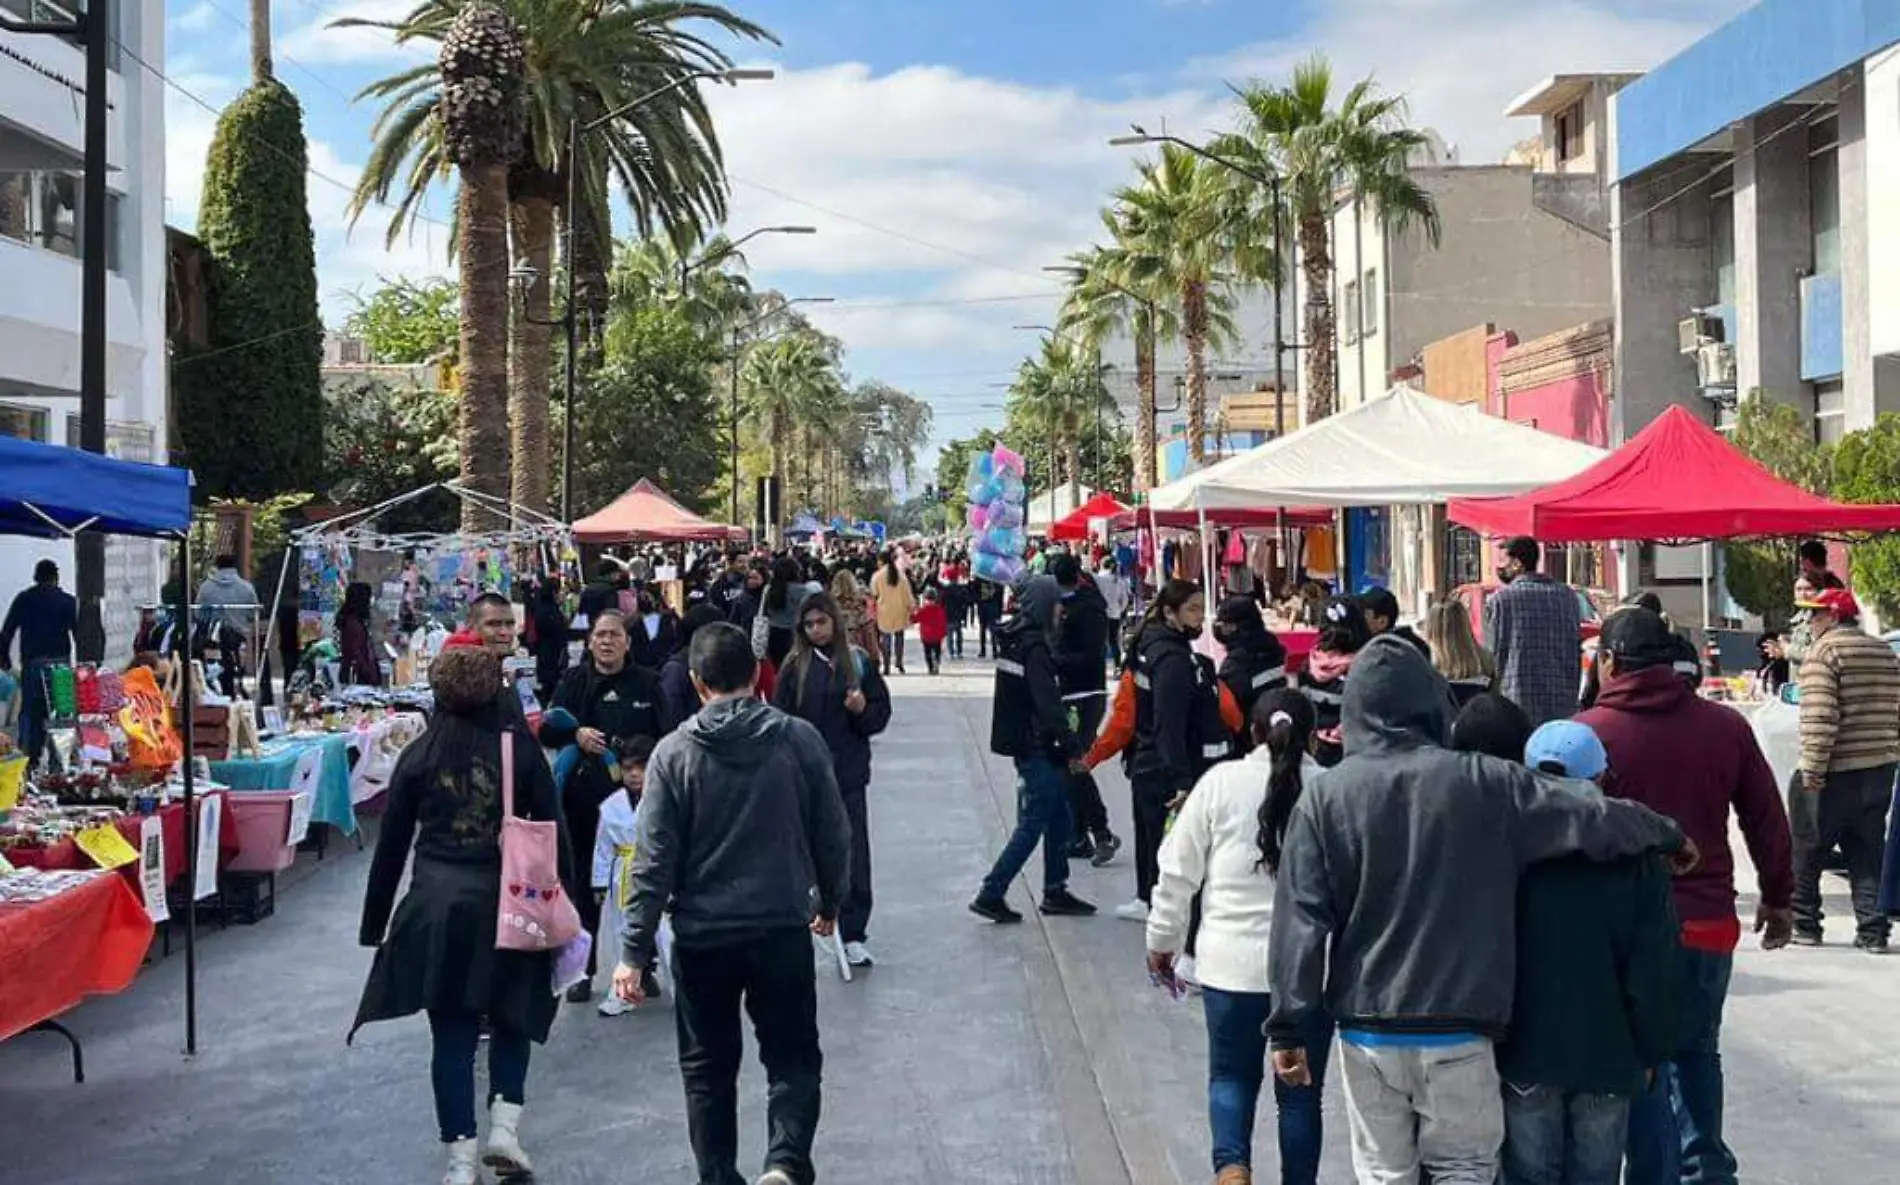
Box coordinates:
[614,623,851,1185]
[196,554,260,697]
[1267,635,1690,1185]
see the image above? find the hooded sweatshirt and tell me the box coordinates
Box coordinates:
[1132,621,1230,795]
[990,577,1081,762]
[196,568,260,635]
[1267,636,1684,1047]
[621,696,851,965]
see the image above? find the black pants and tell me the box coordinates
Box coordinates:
[428,1009,529,1144]
[1792,764,1895,943]
[840,786,873,944]
[1131,768,1174,905]
[922,640,943,673]
[880,631,906,673]
[564,792,604,975]
[947,621,964,658]
[675,929,824,1185]
[1065,696,1111,842]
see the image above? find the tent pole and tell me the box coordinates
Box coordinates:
[176,532,199,1057]
[258,548,295,690]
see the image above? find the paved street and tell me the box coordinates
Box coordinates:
[3,660,1899,1184]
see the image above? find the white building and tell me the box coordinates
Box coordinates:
[0,0,169,659]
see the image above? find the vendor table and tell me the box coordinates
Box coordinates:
[212,733,357,835]
[0,873,154,1080]
[7,794,240,885]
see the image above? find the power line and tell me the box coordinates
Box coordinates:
[191,0,362,106]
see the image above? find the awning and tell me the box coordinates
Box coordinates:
[1049,492,1131,541]
[571,479,744,544]
[0,435,192,539]
[1152,386,1607,511]
[1450,404,1900,541]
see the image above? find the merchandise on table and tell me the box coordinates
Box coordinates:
[0,867,105,903]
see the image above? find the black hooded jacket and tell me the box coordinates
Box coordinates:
[1218,622,1289,728]
[990,578,1082,761]
[773,646,893,792]
[1053,575,1110,695]
[1131,622,1231,795]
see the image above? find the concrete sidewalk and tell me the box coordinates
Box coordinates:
[2,661,1897,1184]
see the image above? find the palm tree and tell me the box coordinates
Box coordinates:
[1054,227,1177,491]
[1113,145,1238,467]
[608,231,755,345]
[341,0,775,514]
[1213,55,1440,423]
[741,331,837,500]
[1008,337,1116,507]
[437,2,524,531]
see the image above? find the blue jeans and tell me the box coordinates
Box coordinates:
[428,1009,529,1144]
[1625,949,1736,1185]
[1501,1082,1630,1185]
[1202,987,1332,1182]
[980,754,1072,899]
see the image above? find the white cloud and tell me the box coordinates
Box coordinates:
[277,0,431,67]
[168,3,218,35]
[1192,0,1752,164]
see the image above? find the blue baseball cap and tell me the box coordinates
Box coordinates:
[1525,720,1608,781]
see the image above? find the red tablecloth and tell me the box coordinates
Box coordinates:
[0,873,153,1041]
[6,794,240,887]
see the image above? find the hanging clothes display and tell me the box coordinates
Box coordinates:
[1305,526,1338,580]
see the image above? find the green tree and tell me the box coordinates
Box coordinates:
[321,376,459,532]
[1055,231,1175,491]
[1214,55,1441,422]
[1833,414,1900,624]
[1723,394,1832,626]
[178,78,324,500]
[934,429,1001,525]
[741,331,841,499]
[343,277,460,365]
[568,306,724,515]
[1112,146,1238,466]
[1006,337,1119,505]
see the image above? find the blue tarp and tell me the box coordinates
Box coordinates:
[784,511,825,538]
[0,434,193,539]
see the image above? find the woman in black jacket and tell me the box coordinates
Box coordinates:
[1213,596,1287,748]
[658,603,729,727]
[1123,580,1230,922]
[537,610,668,1001]
[774,591,892,967]
[352,645,570,1185]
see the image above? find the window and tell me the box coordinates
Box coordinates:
[1815,380,1845,445]
[1711,190,1736,309]
[1555,103,1584,163]
[1362,269,1379,337]
[0,172,122,271]
[1342,279,1361,343]
[1810,116,1841,277]
[0,402,50,442]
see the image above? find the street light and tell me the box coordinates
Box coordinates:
[521,66,776,524]
[679,224,817,291]
[1111,124,1293,439]
[729,296,835,531]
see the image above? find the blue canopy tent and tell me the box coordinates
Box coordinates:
[0,435,205,1064]
[784,511,825,540]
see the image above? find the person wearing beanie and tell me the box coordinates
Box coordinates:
[1213,596,1288,747]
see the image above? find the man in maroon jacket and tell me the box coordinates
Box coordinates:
[1576,607,1795,1185]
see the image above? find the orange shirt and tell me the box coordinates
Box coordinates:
[1085,667,1242,770]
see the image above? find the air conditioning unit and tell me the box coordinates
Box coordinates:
[1695,342,1737,392]
[1678,314,1724,355]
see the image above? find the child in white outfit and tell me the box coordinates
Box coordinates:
[592,736,668,1016]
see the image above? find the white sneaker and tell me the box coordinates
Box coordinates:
[757,1170,796,1185]
[443,1137,482,1185]
[1113,899,1149,922]
[597,992,635,1017]
[482,1100,532,1178]
[843,941,875,967]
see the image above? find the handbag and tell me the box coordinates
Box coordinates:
[496,730,583,951]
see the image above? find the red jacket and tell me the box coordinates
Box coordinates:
[1577,666,1794,939]
[916,602,948,645]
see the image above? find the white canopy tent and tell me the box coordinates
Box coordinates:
[1026,484,1096,533]
[1151,385,1607,511]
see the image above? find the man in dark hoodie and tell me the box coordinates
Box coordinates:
[1268,635,1689,1185]
[1574,607,1793,1185]
[614,623,851,1185]
[971,575,1096,922]
[1048,554,1120,865]
[1214,596,1288,744]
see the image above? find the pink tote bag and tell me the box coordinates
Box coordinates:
[496,731,583,951]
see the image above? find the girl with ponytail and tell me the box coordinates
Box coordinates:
[1145,687,1331,1185]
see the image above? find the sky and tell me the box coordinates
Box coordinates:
[160,0,1753,461]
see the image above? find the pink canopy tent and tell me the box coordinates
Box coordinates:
[1450,405,1900,541]
[1048,492,1132,541]
[571,479,746,544]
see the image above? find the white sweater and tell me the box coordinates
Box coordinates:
[1146,749,1319,994]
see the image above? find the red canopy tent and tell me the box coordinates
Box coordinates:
[1048,492,1132,541]
[571,478,746,544]
[1449,405,1900,541]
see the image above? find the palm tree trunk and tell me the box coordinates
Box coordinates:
[458,165,512,532]
[249,0,272,81]
[568,193,610,364]
[1299,212,1337,423]
[1066,434,1082,508]
[1183,278,1209,466]
[1135,309,1156,492]
[508,195,554,516]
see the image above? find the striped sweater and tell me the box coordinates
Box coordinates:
[1798,625,1900,774]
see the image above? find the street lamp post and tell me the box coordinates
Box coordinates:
[1110,128,1291,440]
[1042,264,1159,492]
[515,67,775,523]
[728,296,835,534]
[679,224,816,294]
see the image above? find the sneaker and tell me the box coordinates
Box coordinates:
[1090,833,1122,868]
[597,993,635,1017]
[1113,899,1150,923]
[1039,887,1097,916]
[843,941,875,967]
[1792,928,1825,947]
[444,1137,481,1185]
[969,896,1024,924]
[757,1170,796,1185]
[1067,837,1096,861]
[482,1100,533,1178]
[564,981,593,1005]
[1855,934,1891,955]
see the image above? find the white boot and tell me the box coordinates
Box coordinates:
[443,1137,483,1185]
[482,1100,533,1179]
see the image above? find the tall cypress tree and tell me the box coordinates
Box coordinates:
[177,77,323,499]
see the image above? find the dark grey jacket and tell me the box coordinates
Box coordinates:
[621,696,851,965]
[1266,635,1683,1047]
